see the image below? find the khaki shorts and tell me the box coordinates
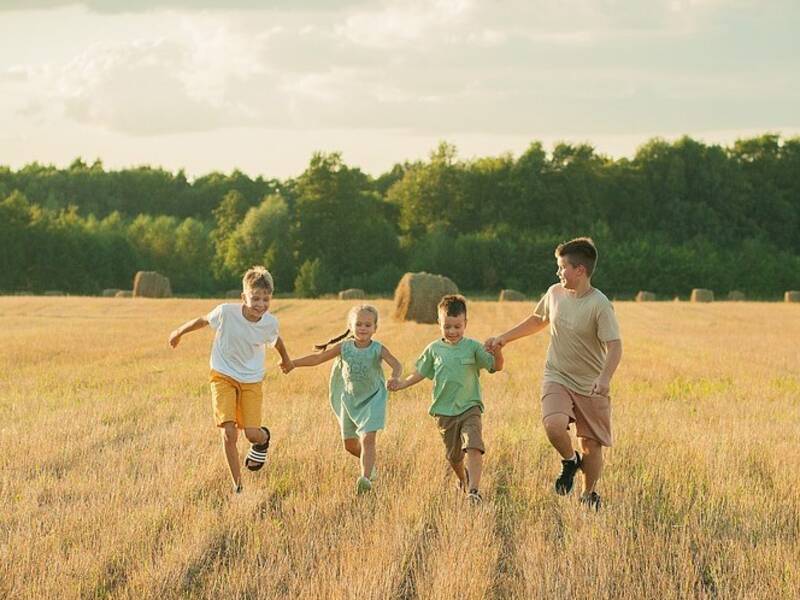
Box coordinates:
[210,370,263,429]
[541,381,613,447]
[434,406,485,464]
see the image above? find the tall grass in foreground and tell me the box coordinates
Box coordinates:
[0,297,798,599]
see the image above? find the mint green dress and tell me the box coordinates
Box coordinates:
[329,339,387,439]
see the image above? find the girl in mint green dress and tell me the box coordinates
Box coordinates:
[285,305,402,494]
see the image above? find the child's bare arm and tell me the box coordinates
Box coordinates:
[273,336,292,371]
[380,346,403,387]
[592,339,622,396]
[491,345,505,372]
[169,317,208,348]
[485,313,547,351]
[289,342,343,370]
[390,370,425,392]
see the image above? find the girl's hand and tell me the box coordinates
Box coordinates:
[280,359,295,374]
[386,377,400,391]
[169,330,181,348]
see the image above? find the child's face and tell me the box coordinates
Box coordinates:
[241,286,272,320]
[350,310,377,343]
[439,311,467,344]
[556,255,584,290]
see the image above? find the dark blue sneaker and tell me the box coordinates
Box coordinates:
[555,452,582,495]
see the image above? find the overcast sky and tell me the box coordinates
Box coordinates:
[1,0,798,178]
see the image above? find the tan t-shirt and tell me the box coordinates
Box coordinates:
[534,283,621,395]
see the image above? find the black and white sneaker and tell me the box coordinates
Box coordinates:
[555,452,582,495]
[467,489,483,505]
[580,491,601,512]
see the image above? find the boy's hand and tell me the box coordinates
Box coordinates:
[484,336,505,352]
[280,360,294,374]
[386,377,400,391]
[168,330,182,348]
[591,377,610,396]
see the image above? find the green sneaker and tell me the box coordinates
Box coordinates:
[356,475,373,495]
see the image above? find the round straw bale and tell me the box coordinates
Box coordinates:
[102,288,120,297]
[394,272,459,324]
[727,290,746,301]
[133,271,172,298]
[339,288,366,300]
[499,289,526,302]
[785,291,800,303]
[115,290,132,298]
[635,291,656,302]
[690,288,714,303]
[225,289,242,298]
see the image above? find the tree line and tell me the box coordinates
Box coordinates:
[1,134,799,298]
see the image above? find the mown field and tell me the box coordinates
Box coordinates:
[1,296,799,599]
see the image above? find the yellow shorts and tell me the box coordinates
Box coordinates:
[209,370,263,429]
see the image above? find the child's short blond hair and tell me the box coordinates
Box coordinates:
[242,266,274,293]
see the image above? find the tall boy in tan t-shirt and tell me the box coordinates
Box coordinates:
[485,237,622,511]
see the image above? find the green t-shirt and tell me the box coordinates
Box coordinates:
[415,337,496,416]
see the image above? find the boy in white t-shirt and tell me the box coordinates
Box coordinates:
[169,266,291,493]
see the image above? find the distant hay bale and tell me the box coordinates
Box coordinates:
[635,291,656,302]
[102,288,120,297]
[115,290,132,298]
[727,290,746,302]
[499,289,526,302]
[690,288,714,303]
[44,290,64,296]
[339,288,366,300]
[394,272,459,324]
[225,289,242,298]
[785,291,800,303]
[133,271,172,298]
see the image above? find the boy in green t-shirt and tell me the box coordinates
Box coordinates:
[389,295,504,504]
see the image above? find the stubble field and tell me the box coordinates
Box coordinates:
[1,296,798,599]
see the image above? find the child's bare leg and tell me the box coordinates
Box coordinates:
[542,414,575,459]
[465,448,483,491]
[579,437,603,494]
[359,432,376,479]
[220,422,241,486]
[343,437,361,458]
[449,458,467,486]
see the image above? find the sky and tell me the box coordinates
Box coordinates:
[1,0,799,179]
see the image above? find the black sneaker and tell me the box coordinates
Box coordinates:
[580,491,601,512]
[554,452,582,495]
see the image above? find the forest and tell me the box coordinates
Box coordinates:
[1,133,798,298]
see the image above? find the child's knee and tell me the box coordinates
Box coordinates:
[360,432,376,447]
[220,422,238,445]
[543,413,569,436]
[343,438,360,454]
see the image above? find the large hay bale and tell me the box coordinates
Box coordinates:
[635,291,656,302]
[394,272,459,324]
[785,291,800,303]
[115,290,132,298]
[133,271,172,298]
[225,289,242,298]
[690,288,714,303]
[339,288,366,300]
[727,290,746,302]
[102,288,120,297]
[499,289,525,302]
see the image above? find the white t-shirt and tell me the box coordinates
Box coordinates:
[206,303,279,383]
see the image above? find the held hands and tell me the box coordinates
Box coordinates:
[168,330,182,348]
[386,377,402,392]
[483,336,505,353]
[591,377,610,397]
[279,359,295,374]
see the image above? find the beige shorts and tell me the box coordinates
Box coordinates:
[434,406,485,464]
[210,370,263,429]
[541,381,613,447]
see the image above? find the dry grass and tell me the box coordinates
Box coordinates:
[1,296,799,599]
